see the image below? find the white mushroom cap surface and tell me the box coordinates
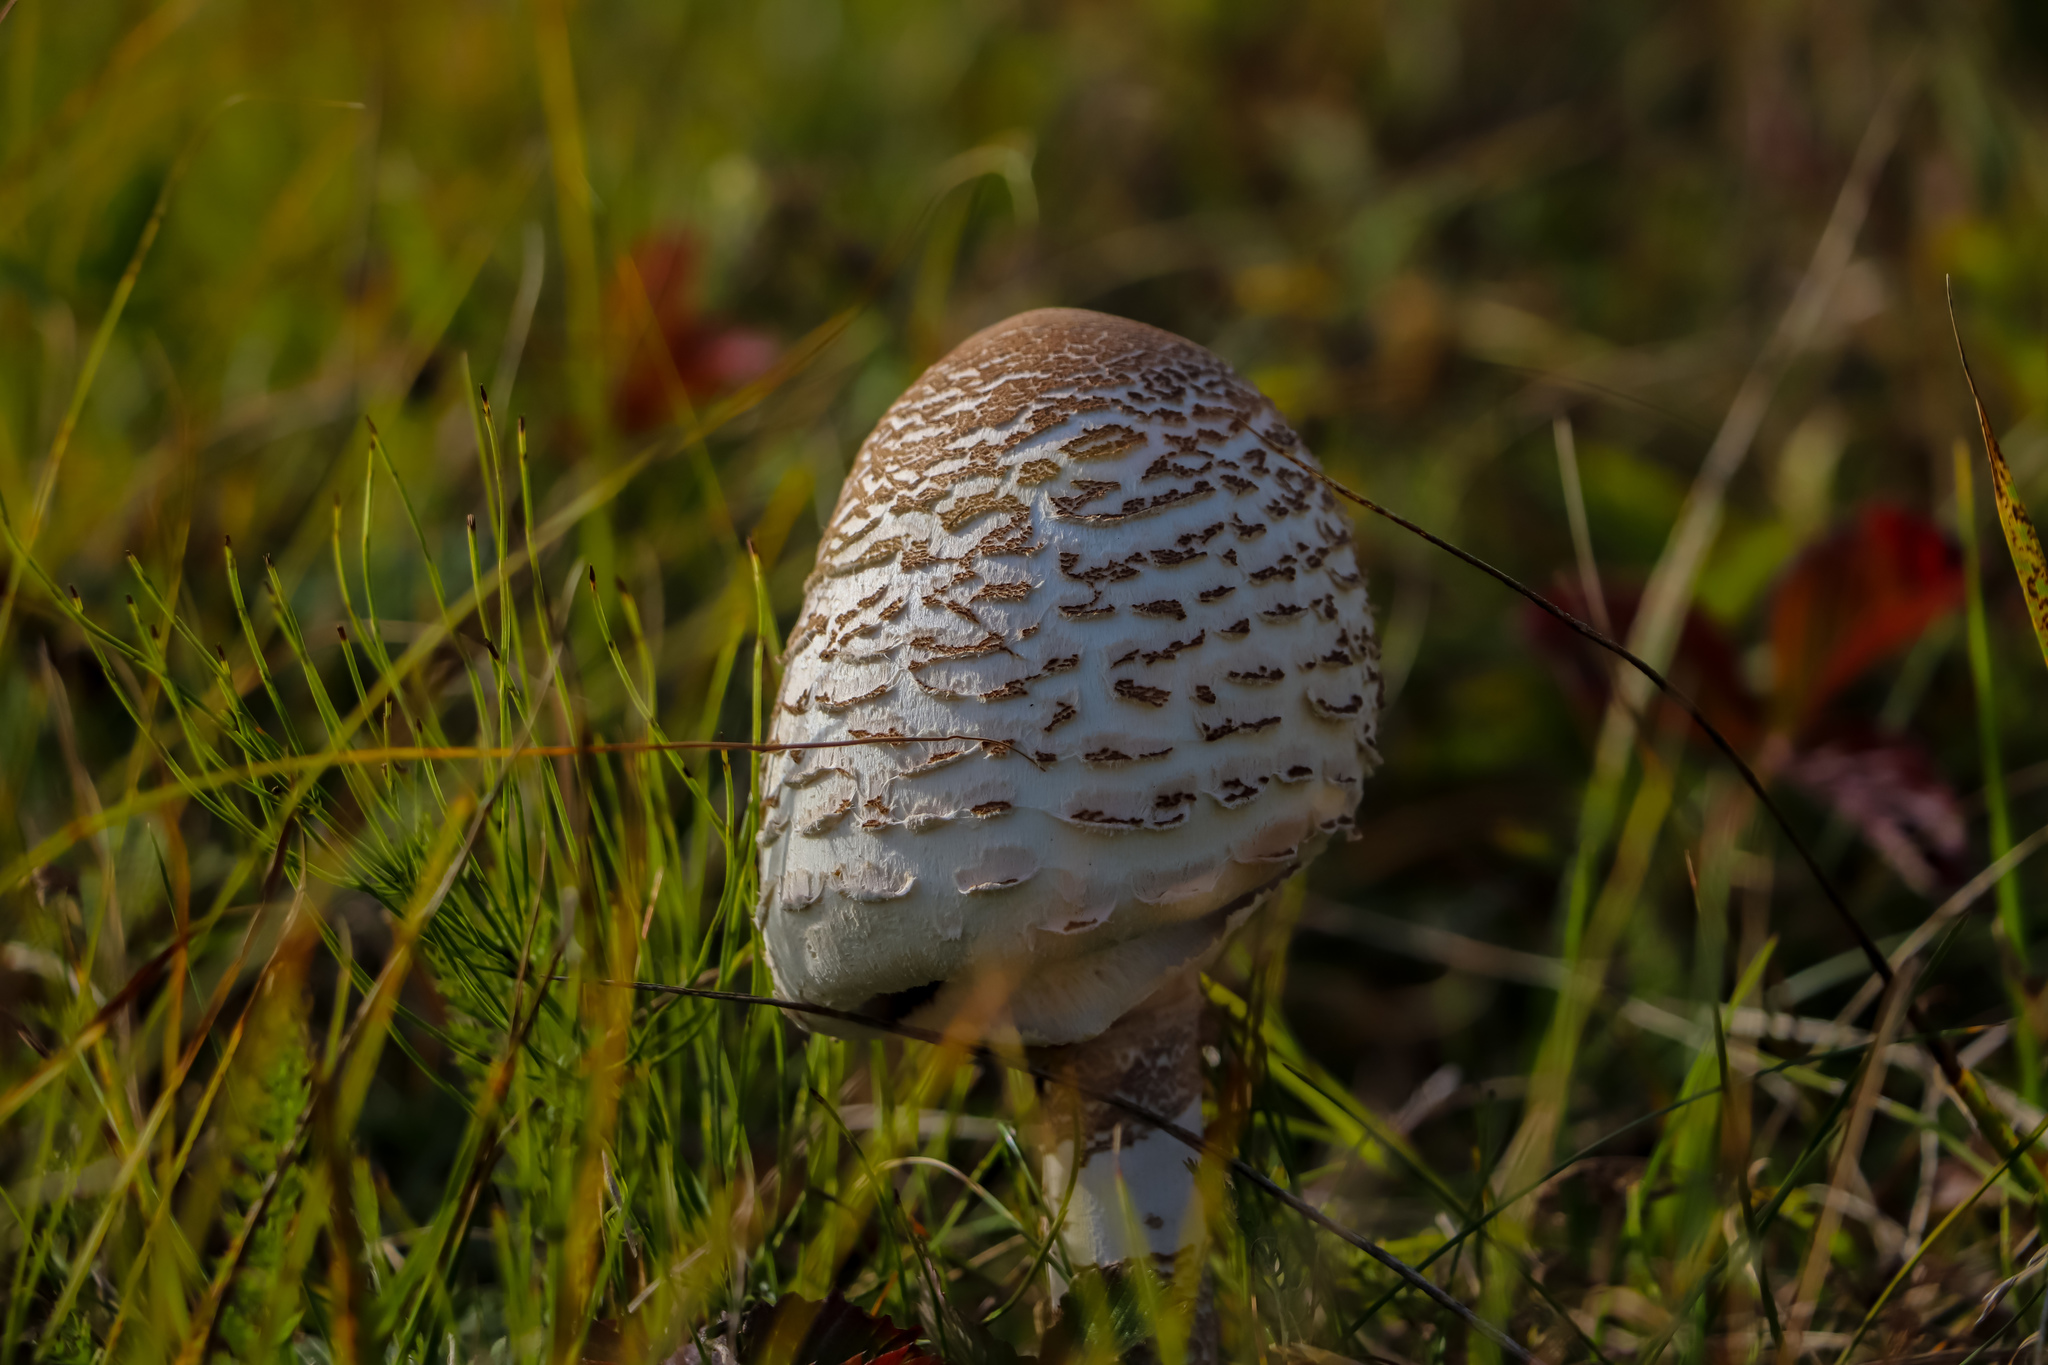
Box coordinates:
[757,309,1380,1045]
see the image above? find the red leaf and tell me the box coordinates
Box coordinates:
[1782,730,1967,895]
[609,231,778,434]
[1769,504,1963,734]
[1525,582,1763,755]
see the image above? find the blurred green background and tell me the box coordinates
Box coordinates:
[11,0,2048,1358]
[12,0,2048,1077]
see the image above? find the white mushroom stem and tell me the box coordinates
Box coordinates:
[1032,970,1207,1275]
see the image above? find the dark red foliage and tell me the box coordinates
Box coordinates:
[1780,729,1968,895]
[1527,504,1969,889]
[609,232,778,434]
[1769,503,1964,732]
[1526,583,1763,753]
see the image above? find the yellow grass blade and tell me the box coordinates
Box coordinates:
[1950,282,2048,674]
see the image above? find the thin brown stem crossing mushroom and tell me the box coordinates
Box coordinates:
[756,309,1380,1325]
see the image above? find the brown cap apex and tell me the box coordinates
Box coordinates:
[934,307,1221,376]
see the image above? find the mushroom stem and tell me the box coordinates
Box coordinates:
[1031,967,1209,1283]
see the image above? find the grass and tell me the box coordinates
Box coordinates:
[10,2,2048,1362]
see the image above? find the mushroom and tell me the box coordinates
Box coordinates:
[757,309,1380,1297]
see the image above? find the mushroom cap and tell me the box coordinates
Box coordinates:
[756,309,1380,1045]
